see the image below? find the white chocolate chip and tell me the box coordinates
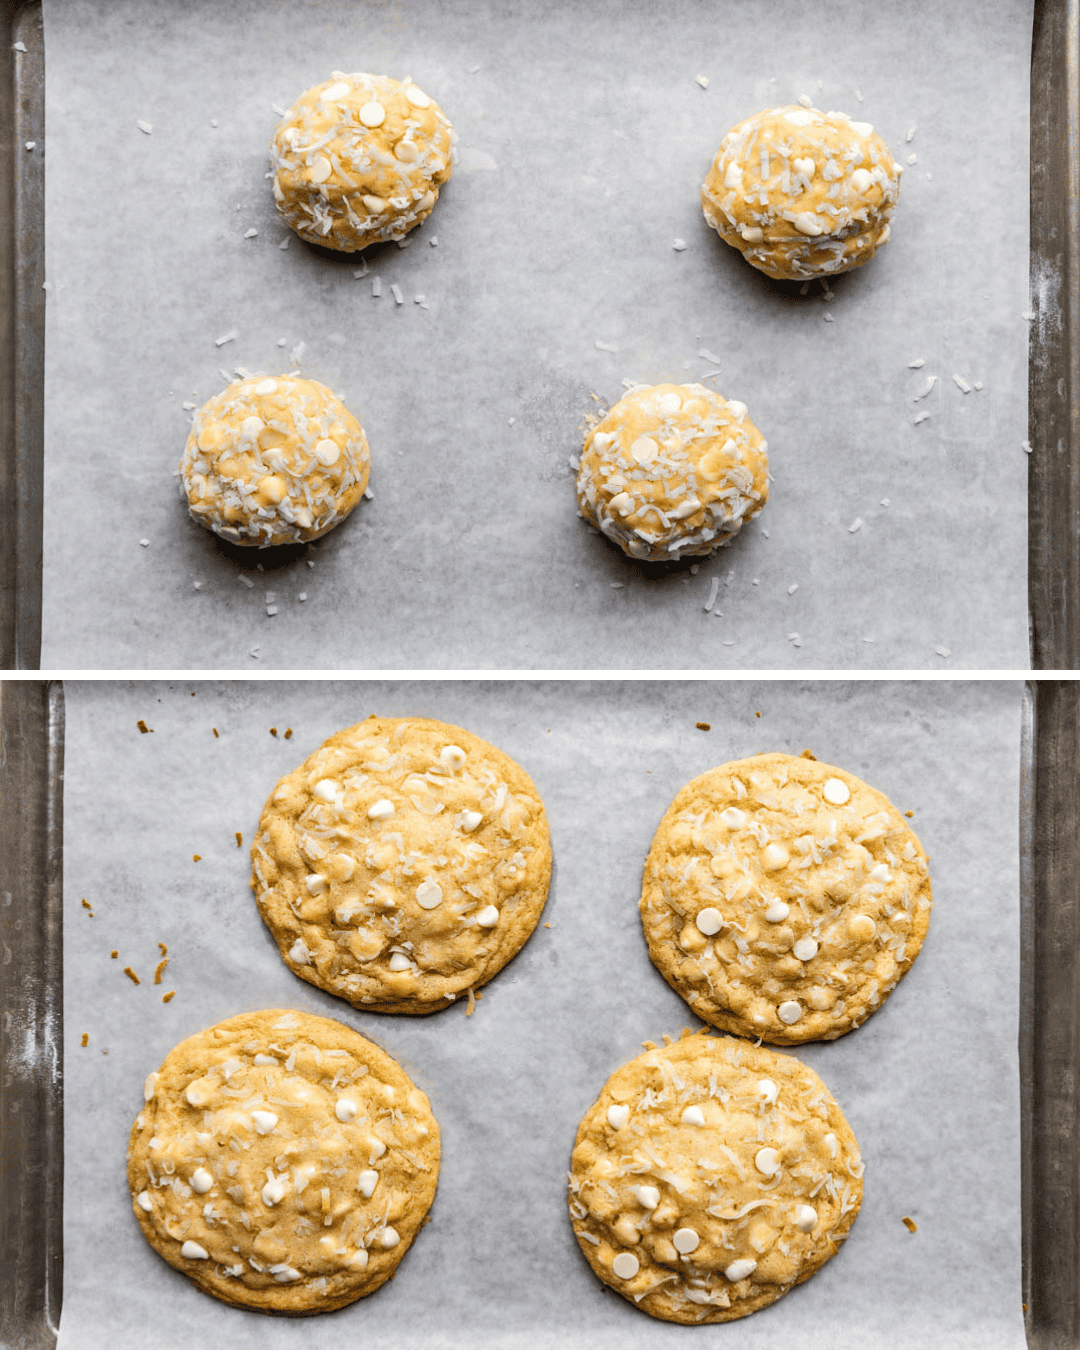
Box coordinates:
[367,1138,387,1163]
[288,937,311,965]
[726,399,747,420]
[850,913,877,941]
[184,1078,214,1108]
[321,81,351,101]
[739,224,763,243]
[359,100,385,127]
[362,193,387,213]
[870,863,892,881]
[460,810,483,832]
[305,874,328,895]
[793,937,819,962]
[313,438,340,467]
[240,415,264,439]
[181,1241,209,1260]
[607,1104,630,1130]
[784,108,815,126]
[335,1098,357,1123]
[261,1176,287,1206]
[439,745,467,771]
[658,392,682,415]
[761,842,789,871]
[368,799,395,819]
[476,905,499,927]
[823,777,850,805]
[309,154,332,184]
[136,1190,153,1212]
[251,1111,279,1135]
[190,1168,214,1194]
[765,900,790,923]
[313,778,338,802]
[405,84,431,108]
[725,1257,757,1281]
[793,211,824,236]
[254,379,278,396]
[680,1105,706,1127]
[143,1071,159,1102]
[388,952,413,971]
[851,167,873,194]
[777,1001,803,1025]
[379,1227,400,1249]
[794,1204,817,1231]
[357,1169,379,1198]
[609,491,633,516]
[757,1078,779,1104]
[673,1227,700,1254]
[792,156,816,179]
[720,807,746,828]
[850,120,873,137]
[612,1251,640,1280]
[695,907,722,936]
[349,1248,369,1269]
[394,139,420,163]
[416,879,443,910]
[272,1266,302,1282]
[630,436,659,464]
[755,1147,781,1177]
[631,1184,660,1209]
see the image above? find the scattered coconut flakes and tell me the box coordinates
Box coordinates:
[823,313,834,323]
[672,238,688,251]
[974,380,984,391]
[696,75,709,88]
[906,126,917,142]
[469,64,482,73]
[414,294,428,307]
[760,527,770,538]
[139,539,150,548]
[848,517,863,533]
[704,577,720,612]
[933,645,951,658]
[266,605,278,617]
[353,260,369,278]
[210,119,218,128]
[863,635,875,643]
[271,102,288,116]
[787,584,798,595]
[430,236,439,246]
[396,237,411,249]
[363,487,373,500]
[913,411,930,425]
[238,575,254,589]
[908,358,925,369]
[698,347,722,364]
[951,373,973,393]
[595,339,619,352]
[13,41,27,51]
[193,581,203,590]
[298,592,307,602]
[136,119,153,135]
[722,639,736,646]
[214,330,238,347]
[276,337,286,347]
[1022,441,1033,454]
[751,578,760,586]
[290,341,306,365]
[906,153,918,165]
[219,368,233,382]
[798,94,813,107]
[278,237,290,250]
[391,283,404,305]
[610,582,624,590]
[787,632,803,646]
[249,646,260,659]
[508,417,515,426]
[690,563,700,575]
[182,401,196,411]
[855,89,864,101]
[371,277,382,296]
[234,366,251,380]
[913,375,937,400]
[243,228,258,239]
[880,498,890,506]
[25,141,35,150]
[265,591,277,604]
[568,455,580,471]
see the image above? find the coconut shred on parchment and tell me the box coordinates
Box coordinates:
[39,0,1032,669]
[56,679,1025,1349]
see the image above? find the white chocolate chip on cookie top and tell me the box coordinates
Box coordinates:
[576,384,768,562]
[702,105,902,280]
[271,72,456,252]
[640,752,931,1044]
[127,1009,439,1314]
[568,1033,863,1324]
[179,375,370,547]
[251,717,552,1013]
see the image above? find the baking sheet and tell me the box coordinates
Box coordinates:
[39,0,1032,670]
[57,679,1025,1348]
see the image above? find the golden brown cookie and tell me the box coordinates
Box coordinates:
[179,375,369,546]
[641,752,931,1044]
[576,383,768,561]
[271,72,456,251]
[251,717,551,1013]
[569,1032,863,1323]
[127,1009,439,1313]
[702,106,902,280]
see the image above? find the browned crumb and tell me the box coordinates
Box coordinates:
[800,748,817,760]
[193,854,202,862]
[81,898,92,910]
[102,1049,108,1055]
[235,831,243,848]
[544,922,553,929]
[755,710,762,718]
[153,958,169,985]
[695,721,711,731]
[80,1033,88,1047]
[902,1216,918,1233]
[123,966,140,985]
[212,727,219,738]
[905,810,914,818]
[270,727,278,737]
[110,950,118,959]
[158,941,167,956]
[284,728,293,739]
[137,719,153,734]
[641,1039,657,1051]
[465,988,477,1017]
[162,991,176,1003]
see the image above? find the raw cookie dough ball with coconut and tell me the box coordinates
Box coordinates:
[702,106,902,280]
[271,71,457,251]
[180,375,370,546]
[576,383,768,561]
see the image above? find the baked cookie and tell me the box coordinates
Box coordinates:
[641,752,931,1044]
[576,383,768,561]
[180,375,369,546]
[127,1009,439,1313]
[702,106,902,280]
[271,72,456,252]
[251,717,551,1013]
[569,1032,862,1323]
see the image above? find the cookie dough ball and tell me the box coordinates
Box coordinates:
[641,752,932,1044]
[180,375,369,546]
[127,1009,440,1313]
[251,717,552,1013]
[569,1033,863,1323]
[576,383,768,561]
[702,106,902,280]
[271,72,456,251]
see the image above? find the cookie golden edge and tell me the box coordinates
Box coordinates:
[126,1009,440,1314]
[251,717,553,1014]
[568,1031,863,1323]
[640,752,932,1045]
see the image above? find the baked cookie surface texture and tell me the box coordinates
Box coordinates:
[641,752,931,1044]
[127,1009,439,1313]
[271,72,456,252]
[568,1033,862,1323]
[252,717,552,1013]
[576,383,768,561]
[702,106,902,280]
[179,375,370,546]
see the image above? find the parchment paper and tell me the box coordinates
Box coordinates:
[40,0,1032,670]
[59,679,1025,1347]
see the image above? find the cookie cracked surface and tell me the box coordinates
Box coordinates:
[702,106,902,280]
[251,717,552,1013]
[127,1009,439,1313]
[569,1033,862,1323]
[641,752,931,1044]
[271,72,456,252]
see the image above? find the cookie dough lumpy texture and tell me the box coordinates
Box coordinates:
[641,753,931,1044]
[252,718,552,1013]
[271,72,456,251]
[127,1010,439,1313]
[576,384,768,561]
[180,375,369,546]
[569,1034,862,1323]
[702,106,902,280]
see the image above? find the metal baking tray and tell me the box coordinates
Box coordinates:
[0,678,1077,1348]
[0,0,1077,670]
